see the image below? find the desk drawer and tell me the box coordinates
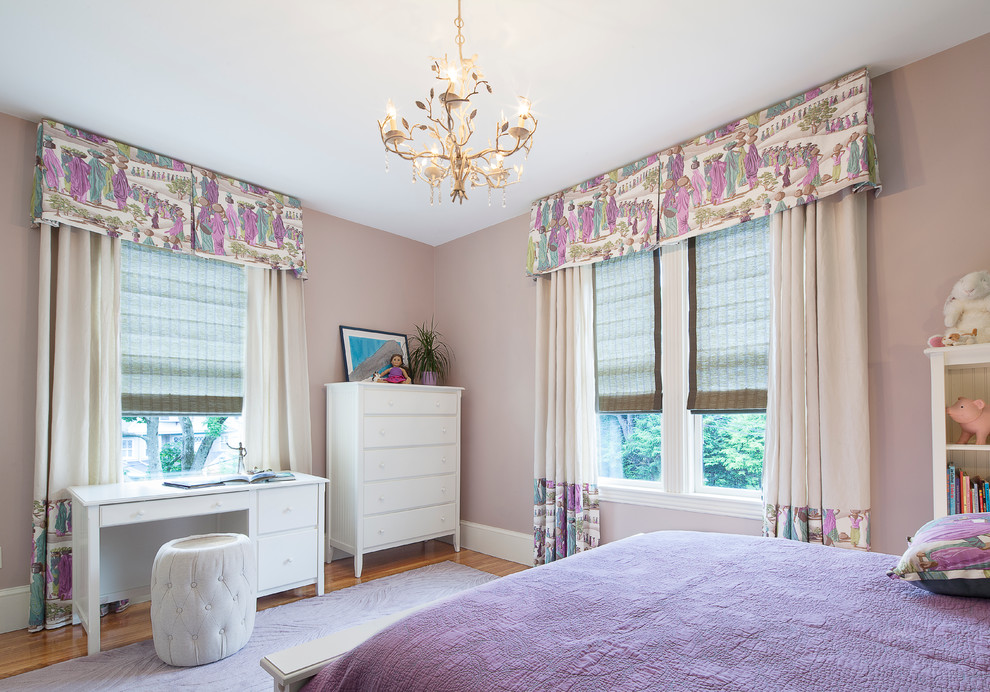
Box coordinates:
[364,445,455,481]
[257,529,318,592]
[364,389,458,416]
[100,492,252,528]
[258,484,318,534]
[363,416,456,448]
[364,474,455,515]
[364,503,455,548]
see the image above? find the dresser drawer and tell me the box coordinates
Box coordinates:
[363,416,456,448]
[364,388,458,416]
[364,474,456,515]
[364,445,455,481]
[257,529,318,592]
[364,504,456,548]
[100,492,252,528]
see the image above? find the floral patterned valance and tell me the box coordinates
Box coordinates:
[527,68,880,275]
[31,119,306,278]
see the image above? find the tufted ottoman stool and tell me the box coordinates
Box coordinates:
[150,533,256,666]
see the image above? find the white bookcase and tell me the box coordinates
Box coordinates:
[927,343,990,518]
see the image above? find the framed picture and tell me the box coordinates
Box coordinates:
[339,325,410,383]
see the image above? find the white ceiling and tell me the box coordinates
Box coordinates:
[1,1,989,246]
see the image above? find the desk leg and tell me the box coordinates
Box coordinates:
[316,484,326,596]
[73,504,102,656]
[86,506,101,656]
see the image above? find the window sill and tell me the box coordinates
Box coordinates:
[598,482,764,520]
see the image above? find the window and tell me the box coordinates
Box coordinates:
[594,218,769,517]
[119,243,247,481]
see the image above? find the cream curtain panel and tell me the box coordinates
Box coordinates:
[763,192,870,550]
[243,267,313,474]
[534,266,601,564]
[30,223,122,631]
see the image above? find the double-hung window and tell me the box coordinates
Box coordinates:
[594,218,770,517]
[119,243,247,480]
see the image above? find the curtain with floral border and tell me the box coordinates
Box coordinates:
[32,119,307,278]
[30,224,123,631]
[534,266,601,564]
[527,67,879,276]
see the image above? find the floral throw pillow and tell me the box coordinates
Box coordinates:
[887,513,990,597]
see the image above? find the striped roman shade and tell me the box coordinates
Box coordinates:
[120,242,246,415]
[688,217,770,412]
[593,250,661,412]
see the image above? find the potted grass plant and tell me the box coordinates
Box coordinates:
[408,319,453,386]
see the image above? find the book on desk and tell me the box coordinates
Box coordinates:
[163,471,296,489]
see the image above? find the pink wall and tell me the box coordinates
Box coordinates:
[867,33,990,554]
[302,210,436,479]
[0,114,40,591]
[0,32,987,592]
[435,217,538,534]
[0,115,437,591]
[437,32,990,554]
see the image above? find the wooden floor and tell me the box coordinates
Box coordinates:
[0,541,528,680]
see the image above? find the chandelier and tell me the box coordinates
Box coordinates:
[378,0,537,205]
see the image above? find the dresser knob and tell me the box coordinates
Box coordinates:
[213,502,223,509]
[378,529,385,535]
[378,462,386,469]
[441,457,447,463]
[378,496,385,502]
[379,429,386,436]
[440,516,446,522]
[284,506,293,513]
[388,400,394,407]
[442,427,447,434]
[435,401,440,407]
[136,510,145,517]
[285,557,293,564]
[441,487,447,494]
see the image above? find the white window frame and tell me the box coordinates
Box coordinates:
[596,240,763,520]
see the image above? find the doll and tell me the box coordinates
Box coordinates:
[375,354,411,384]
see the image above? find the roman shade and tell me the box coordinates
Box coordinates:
[593,250,661,412]
[120,242,246,415]
[688,218,771,412]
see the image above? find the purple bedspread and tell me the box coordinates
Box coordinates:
[305,531,990,691]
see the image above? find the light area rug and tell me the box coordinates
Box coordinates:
[2,561,496,691]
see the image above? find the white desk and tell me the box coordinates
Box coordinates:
[68,473,327,655]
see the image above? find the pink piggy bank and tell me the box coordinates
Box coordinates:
[946,397,990,445]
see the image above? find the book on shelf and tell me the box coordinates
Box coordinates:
[163,471,295,489]
[948,464,956,515]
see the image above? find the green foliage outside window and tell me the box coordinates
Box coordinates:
[599,412,765,490]
[159,443,182,475]
[700,414,765,490]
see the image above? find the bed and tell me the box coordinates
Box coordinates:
[267,530,990,691]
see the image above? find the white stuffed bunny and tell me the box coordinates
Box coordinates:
[929,270,990,347]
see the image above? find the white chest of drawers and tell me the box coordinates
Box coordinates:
[326,382,462,577]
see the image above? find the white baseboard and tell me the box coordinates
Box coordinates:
[0,585,30,634]
[459,521,532,566]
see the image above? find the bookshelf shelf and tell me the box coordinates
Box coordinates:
[926,343,990,518]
